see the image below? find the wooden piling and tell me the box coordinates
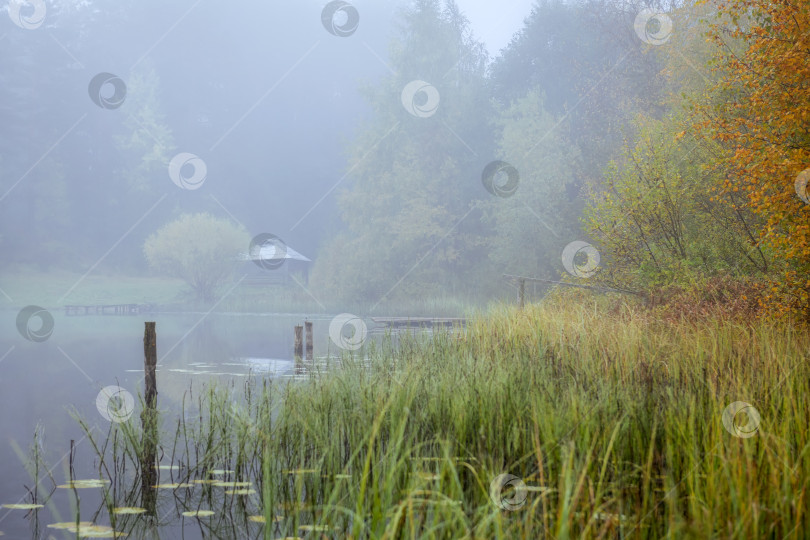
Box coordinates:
[294,325,303,359]
[518,278,525,309]
[141,322,157,515]
[143,322,157,408]
[305,321,313,361]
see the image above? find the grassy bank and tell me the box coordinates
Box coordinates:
[0,270,476,316]
[56,295,810,538]
[0,271,185,309]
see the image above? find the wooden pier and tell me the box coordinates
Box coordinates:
[371,317,466,329]
[64,303,155,316]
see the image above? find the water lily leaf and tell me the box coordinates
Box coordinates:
[46,522,125,537]
[181,510,215,517]
[284,468,318,475]
[211,481,252,488]
[248,515,283,523]
[56,479,110,489]
[112,507,146,515]
[299,524,330,532]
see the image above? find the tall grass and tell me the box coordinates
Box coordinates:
[74,293,809,538]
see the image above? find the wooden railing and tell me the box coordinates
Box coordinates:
[503,274,645,308]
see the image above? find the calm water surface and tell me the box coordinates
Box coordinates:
[0,311,349,539]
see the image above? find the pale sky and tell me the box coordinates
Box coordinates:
[455,0,537,56]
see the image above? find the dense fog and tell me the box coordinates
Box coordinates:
[1,0,678,310]
[2,1,809,538]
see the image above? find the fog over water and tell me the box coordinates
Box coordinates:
[0,0,690,536]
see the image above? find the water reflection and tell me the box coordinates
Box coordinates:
[0,312,446,538]
[0,312,336,538]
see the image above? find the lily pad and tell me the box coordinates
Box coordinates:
[211,481,252,488]
[112,507,146,515]
[181,510,215,518]
[46,522,125,537]
[247,515,282,523]
[225,489,256,495]
[57,479,110,489]
[299,524,330,532]
[284,468,318,475]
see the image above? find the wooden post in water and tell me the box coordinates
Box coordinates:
[518,278,525,309]
[141,322,158,515]
[305,321,313,362]
[143,322,157,408]
[294,325,303,359]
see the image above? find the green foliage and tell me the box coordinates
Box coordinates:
[490,0,667,180]
[583,113,765,291]
[314,0,677,307]
[482,89,581,278]
[115,64,177,194]
[579,0,779,298]
[74,297,810,537]
[311,0,495,305]
[143,213,248,301]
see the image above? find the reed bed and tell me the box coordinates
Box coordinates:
[71,294,809,538]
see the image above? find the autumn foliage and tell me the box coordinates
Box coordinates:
[696,0,810,317]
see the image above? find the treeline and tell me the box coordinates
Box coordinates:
[0,4,180,271]
[311,0,809,318]
[0,0,381,275]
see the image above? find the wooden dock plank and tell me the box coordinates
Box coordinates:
[371,317,465,328]
[64,303,155,316]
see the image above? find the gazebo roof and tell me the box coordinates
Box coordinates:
[237,243,311,263]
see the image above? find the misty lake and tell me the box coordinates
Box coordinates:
[0,310,359,538]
